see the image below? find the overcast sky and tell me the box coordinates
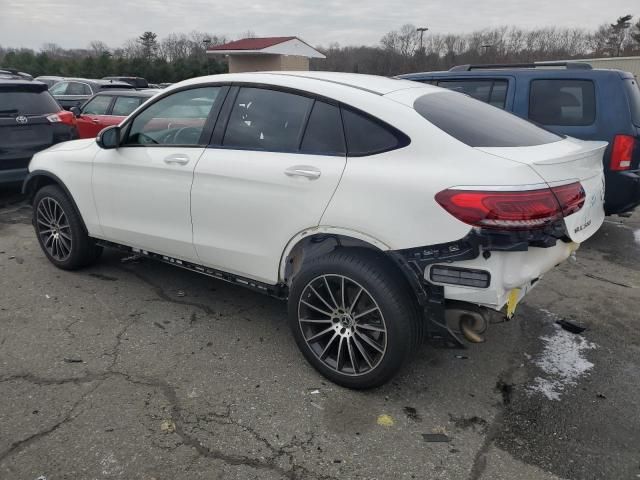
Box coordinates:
[0,0,637,50]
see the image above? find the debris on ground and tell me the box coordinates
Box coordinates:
[63,357,83,363]
[376,414,394,426]
[455,354,469,360]
[403,406,422,422]
[160,419,176,433]
[177,290,185,297]
[596,392,607,399]
[153,322,166,330]
[422,433,450,443]
[309,389,320,394]
[120,254,142,264]
[556,319,587,334]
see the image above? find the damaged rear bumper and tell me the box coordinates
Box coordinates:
[387,224,577,343]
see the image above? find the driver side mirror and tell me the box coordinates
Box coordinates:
[70,106,81,118]
[96,125,121,149]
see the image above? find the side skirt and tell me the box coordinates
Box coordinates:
[96,239,288,300]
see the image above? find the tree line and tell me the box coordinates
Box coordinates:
[1,15,639,82]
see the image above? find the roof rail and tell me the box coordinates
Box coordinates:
[449,62,593,72]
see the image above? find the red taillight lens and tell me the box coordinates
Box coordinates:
[435,182,585,230]
[610,134,635,171]
[47,111,75,126]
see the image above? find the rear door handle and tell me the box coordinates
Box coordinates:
[284,165,321,180]
[164,154,190,166]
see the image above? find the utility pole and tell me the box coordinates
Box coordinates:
[202,38,212,74]
[417,27,429,52]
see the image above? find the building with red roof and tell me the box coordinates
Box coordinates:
[207,36,325,73]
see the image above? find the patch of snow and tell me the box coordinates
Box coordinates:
[527,311,596,401]
[634,229,640,246]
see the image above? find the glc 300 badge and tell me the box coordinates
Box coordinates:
[15,115,28,124]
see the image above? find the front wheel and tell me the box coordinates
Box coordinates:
[288,249,420,389]
[33,185,102,270]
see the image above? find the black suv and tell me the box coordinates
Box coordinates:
[401,62,640,215]
[0,76,78,184]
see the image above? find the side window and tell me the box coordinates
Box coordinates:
[49,81,69,95]
[341,107,408,156]
[82,95,112,115]
[112,96,143,116]
[67,82,91,96]
[125,87,220,146]
[437,79,508,108]
[529,79,596,126]
[300,101,345,155]
[223,87,313,152]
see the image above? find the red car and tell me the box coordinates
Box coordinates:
[71,90,158,138]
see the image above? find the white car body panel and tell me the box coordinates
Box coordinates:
[27,72,607,314]
[92,146,203,262]
[191,150,346,284]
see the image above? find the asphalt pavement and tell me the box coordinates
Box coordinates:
[1,185,639,480]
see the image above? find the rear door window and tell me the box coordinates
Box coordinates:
[66,82,92,96]
[82,95,112,115]
[623,78,640,127]
[0,89,61,115]
[436,79,509,109]
[415,91,561,147]
[49,82,69,96]
[529,79,596,126]
[341,108,408,156]
[112,96,144,116]
[223,87,313,152]
[300,101,345,155]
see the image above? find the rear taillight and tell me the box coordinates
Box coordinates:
[610,134,635,171]
[435,182,585,230]
[47,111,75,126]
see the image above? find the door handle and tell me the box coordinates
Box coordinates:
[284,165,321,180]
[164,154,190,166]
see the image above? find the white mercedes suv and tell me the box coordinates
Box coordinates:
[23,72,606,388]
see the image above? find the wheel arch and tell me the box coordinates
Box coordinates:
[22,170,89,234]
[279,227,412,288]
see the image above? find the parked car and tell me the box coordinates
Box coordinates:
[0,68,32,80]
[102,76,149,89]
[23,72,605,388]
[400,62,640,215]
[0,77,77,184]
[34,76,64,88]
[70,90,159,138]
[49,78,134,110]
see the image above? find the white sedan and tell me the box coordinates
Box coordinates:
[23,72,606,388]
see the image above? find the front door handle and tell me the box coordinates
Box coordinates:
[164,154,190,166]
[284,165,321,180]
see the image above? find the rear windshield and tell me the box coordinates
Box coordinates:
[624,78,640,127]
[0,89,60,116]
[414,92,562,147]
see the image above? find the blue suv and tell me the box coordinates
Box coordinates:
[400,62,640,215]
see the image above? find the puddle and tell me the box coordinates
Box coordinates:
[527,310,596,401]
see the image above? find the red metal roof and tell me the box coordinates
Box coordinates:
[208,37,297,51]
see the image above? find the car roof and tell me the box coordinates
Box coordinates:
[401,67,631,81]
[61,78,133,87]
[0,78,48,90]
[93,89,158,97]
[176,71,427,96]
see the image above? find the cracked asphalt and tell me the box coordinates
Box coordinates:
[1,185,639,480]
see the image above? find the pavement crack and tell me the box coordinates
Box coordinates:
[116,265,218,316]
[0,379,103,463]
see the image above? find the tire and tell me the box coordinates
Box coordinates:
[33,185,102,270]
[288,249,421,389]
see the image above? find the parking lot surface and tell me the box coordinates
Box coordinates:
[1,186,639,480]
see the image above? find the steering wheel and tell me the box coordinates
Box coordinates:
[169,126,202,145]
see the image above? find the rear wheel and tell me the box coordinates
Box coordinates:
[288,249,420,389]
[33,185,102,270]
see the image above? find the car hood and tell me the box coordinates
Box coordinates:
[40,138,97,153]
